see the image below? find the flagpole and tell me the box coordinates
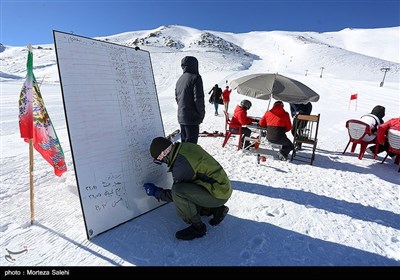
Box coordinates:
[29,139,34,224]
[27,44,35,225]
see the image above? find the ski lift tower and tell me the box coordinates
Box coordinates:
[380,67,390,87]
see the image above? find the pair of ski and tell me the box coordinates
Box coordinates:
[167,129,224,141]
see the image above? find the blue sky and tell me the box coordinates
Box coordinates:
[1,0,399,46]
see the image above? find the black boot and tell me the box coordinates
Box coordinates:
[175,222,207,240]
[199,207,212,217]
[209,206,229,226]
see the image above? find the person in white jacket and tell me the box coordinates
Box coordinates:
[360,105,385,142]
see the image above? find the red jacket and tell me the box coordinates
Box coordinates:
[259,104,292,142]
[230,105,254,129]
[222,89,232,102]
[259,105,292,131]
[377,117,400,144]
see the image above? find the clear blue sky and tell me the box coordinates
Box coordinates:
[1,0,399,46]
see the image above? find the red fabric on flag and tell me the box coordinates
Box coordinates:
[350,93,358,100]
[18,49,67,176]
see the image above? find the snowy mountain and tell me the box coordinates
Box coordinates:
[1,25,399,84]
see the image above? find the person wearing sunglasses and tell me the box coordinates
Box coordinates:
[143,137,232,241]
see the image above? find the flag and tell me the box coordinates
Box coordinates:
[19,47,67,176]
[350,93,358,100]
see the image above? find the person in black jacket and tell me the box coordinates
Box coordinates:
[290,102,313,150]
[208,84,223,116]
[175,56,205,144]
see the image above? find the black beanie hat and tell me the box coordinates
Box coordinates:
[150,137,172,160]
[371,105,385,122]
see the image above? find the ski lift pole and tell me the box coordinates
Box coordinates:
[380,67,390,87]
[320,67,324,78]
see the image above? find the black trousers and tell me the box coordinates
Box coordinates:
[180,124,200,144]
[268,137,294,158]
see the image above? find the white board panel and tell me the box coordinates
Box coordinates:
[53,31,172,239]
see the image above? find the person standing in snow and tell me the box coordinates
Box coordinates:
[143,137,232,240]
[175,56,205,144]
[208,84,223,116]
[222,86,232,113]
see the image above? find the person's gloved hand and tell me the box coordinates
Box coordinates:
[143,183,162,198]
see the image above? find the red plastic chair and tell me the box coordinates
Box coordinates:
[343,119,376,160]
[222,110,243,150]
[380,129,400,172]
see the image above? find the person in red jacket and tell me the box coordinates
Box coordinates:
[259,101,294,160]
[222,86,232,113]
[230,99,257,149]
[368,117,400,158]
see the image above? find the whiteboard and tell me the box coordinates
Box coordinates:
[53,31,172,239]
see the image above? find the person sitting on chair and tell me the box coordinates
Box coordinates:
[370,117,399,157]
[359,105,385,154]
[230,99,258,150]
[259,101,294,160]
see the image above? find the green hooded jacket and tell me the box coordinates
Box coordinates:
[166,142,232,200]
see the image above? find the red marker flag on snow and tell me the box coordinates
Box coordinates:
[350,93,358,100]
[18,48,67,176]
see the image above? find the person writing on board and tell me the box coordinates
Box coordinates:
[143,137,232,240]
[175,56,205,144]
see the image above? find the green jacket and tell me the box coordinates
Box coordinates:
[166,142,232,200]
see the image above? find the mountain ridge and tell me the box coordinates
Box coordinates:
[0,25,398,83]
